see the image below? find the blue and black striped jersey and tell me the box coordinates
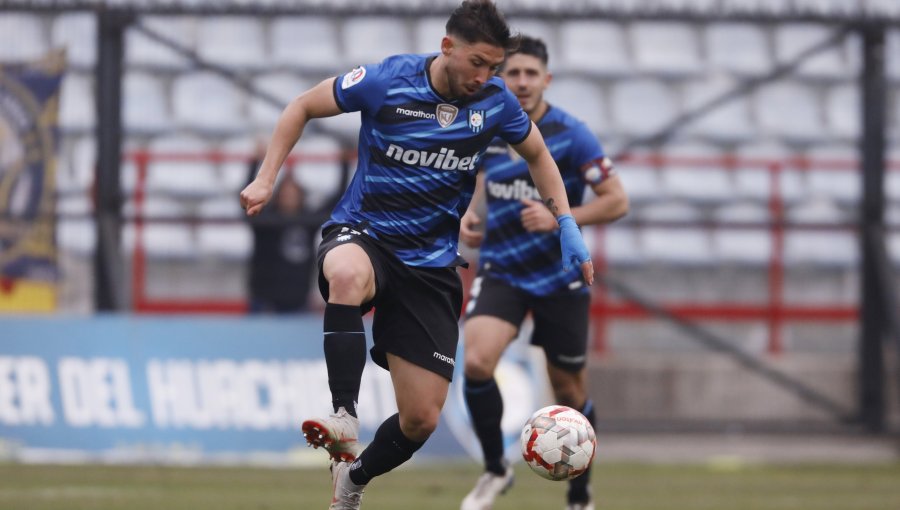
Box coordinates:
[326,53,532,267]
[478,105,612,296]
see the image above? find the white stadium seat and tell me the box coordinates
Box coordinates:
[123,71,172,135]
[558,20,631,77]
[615,148,664,204]
[219,135,262,193]
[638,200,714,266]
[270,16,341,72]
[172,71,245,134]
[57,219,96,257]
[126,16,196,70]
[198,196,244,220]
[197,16,267,70]
[610,79,679,137]
[544,77,608,136]
[342,17,411,67]
[145,134,220,198]
[733,140,805,203]
[249,72,310,129]
[51,13,96,69]
[134,224,197,260]
[659,141,734,204]
[602,225,643,266]
[0,14,48,62]
[824,84,859,141]
[506,18,559,65]
[59,73,95,133]
[887,29,900,82]
[754,81,823,144]
[292,135,345,212]
[413,17,447,55]
[683,77,756,143]
[705,23,772,76]
[784,198,857,267]
[631,22,703,77]
[197,224,253,261]
[56,136,96,194]
[804,144,860,205]
[712,202,773,266]
[774,23,852,81]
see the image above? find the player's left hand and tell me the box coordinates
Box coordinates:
[520,199,559,233]
[557,214,594,285]
[240,179,274,216]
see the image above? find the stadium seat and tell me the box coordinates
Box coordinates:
[145,134,221,199]
[56,194,92,218]
[733,140,806,204]
[887,29,900,82]
[196,16,267,70]
[705,23,772,76]
[610,79,679,138]
[506,18,559,65]
[123,71,172,135]
[126,16,196,70]
[56,135,95,194]
[557,20,631,77]
[59,72,95,133]
[637,200,714,266]
[198,196,244,220]
[615,148,665,204]
[291,134,345,212]
[825,84,860,141]
[543,77,608,137]
[122,195,190,222]
[659,141,734,204]
[784,198,857,267]
[712,202,773,266]
[342,17,411,67]
[315,111,362,144]
[0,13,48,62]
[774,23,852,81]
[131,223,197,260]
[171,71,245,134]
[601,224,642,266]
[57,219,96,256]
[249,72,310,129]
[413,16,447,55]
[196,223,252,261]
[804,144,860,205]
[270,16,341,72]
[630,22,703,78]
[51,13,96,69]
[683,77,756,143]
[218,135,262,193]
[754,81,823,144]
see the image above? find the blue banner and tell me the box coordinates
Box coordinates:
[0,315,546,465]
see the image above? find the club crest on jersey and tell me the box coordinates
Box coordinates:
[341,66,366,90]
[436,104,458,128]
[468,109,485,133]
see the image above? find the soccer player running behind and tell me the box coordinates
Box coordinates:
[240,2,594,509]
[458,36,628,510]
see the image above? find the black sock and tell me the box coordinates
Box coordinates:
[323,303,366,417]
[465,377,506,475]
[568,399,596,504]
[348,413,424,485]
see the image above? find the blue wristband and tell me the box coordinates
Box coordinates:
[557,214,590,271]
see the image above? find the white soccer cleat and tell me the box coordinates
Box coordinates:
[565,502,594,510]
[329,461,365,510]
[460,467,514,510]
[302,407,361,462]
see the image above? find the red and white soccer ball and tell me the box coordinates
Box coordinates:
[520,405,596,481]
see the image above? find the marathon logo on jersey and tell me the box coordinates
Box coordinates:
[436,104,459,128]
[385,144,478,171]
[341,66,366,90]
[433,352,455,366]
[581,156,615,185]
[486,179,541,201]
[467,109,485,133]
[395,107,436,120]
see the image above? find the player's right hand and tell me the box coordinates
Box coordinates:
[239,179,273,217]
[459,210,484,248]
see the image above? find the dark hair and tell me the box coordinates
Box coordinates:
[445,0,517,50]
[509,35,549,66]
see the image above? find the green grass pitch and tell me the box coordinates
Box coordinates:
[1,461,899,510]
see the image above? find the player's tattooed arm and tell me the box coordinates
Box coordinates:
[543,197,559,216]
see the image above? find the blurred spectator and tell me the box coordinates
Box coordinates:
[245,145,318,314]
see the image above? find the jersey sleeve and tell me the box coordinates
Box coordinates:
[569,122,615,186]
[496,88,532,145]
[332,61,390,114]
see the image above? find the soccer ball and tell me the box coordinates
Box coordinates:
[520,405,596,481]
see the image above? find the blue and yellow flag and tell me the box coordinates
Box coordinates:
[0,51,64,312]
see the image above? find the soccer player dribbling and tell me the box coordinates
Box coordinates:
[457,36,628,510]
[240,2,594,508]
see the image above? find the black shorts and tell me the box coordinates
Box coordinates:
[317,224,463,380]
[465,274,590,372]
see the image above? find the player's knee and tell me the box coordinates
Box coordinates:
[463,349,494,380]
[399,408,440,442]
[326,266,371,303]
